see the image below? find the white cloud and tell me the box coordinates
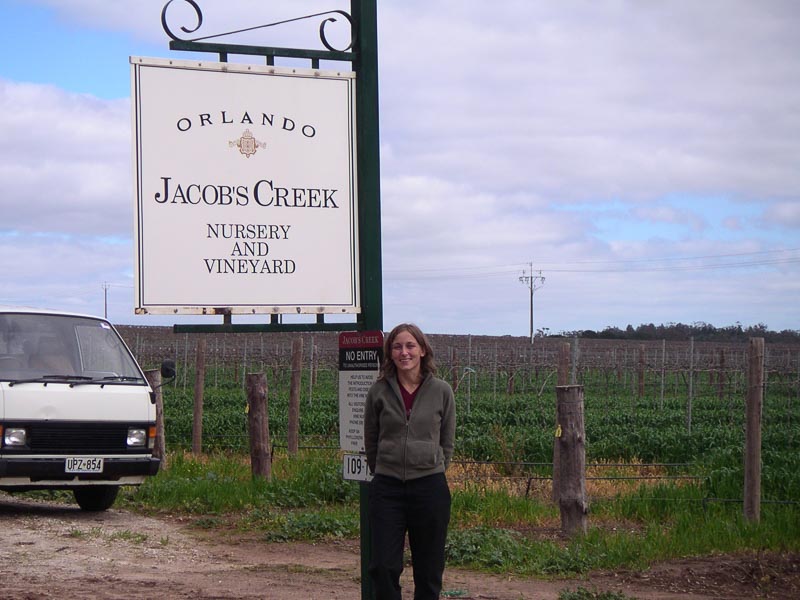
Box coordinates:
[0,79,131,236]
[378,1,800,203]
[0,233,131,317]
[762,202,800,229]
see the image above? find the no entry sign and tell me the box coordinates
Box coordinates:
[338,331,383,457]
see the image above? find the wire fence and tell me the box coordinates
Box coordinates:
[120,326,800,399]
[118,326,800,504]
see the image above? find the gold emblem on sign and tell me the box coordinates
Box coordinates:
[229,129,266,158]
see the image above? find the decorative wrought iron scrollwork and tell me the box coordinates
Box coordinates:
[161,0,354,52]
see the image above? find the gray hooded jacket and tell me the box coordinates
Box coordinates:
[364,373,455,481]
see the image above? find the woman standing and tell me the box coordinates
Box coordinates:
[364,323,456,600]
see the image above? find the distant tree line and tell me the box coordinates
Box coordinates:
[554,322,800,344]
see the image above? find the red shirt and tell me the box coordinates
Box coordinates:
[399,383,419,419]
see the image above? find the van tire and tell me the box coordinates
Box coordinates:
[73,486,120,511]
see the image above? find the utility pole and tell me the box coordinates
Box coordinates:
[519,262,545,344]
[102,282,110,319]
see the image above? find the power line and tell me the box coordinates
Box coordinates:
[542,257,800,274]
[384,249,800,280]
[538,247,800,266]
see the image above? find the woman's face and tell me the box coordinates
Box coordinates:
[390,330,426,378]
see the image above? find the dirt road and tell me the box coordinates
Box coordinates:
[1,493,797,599]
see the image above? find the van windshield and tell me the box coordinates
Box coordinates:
[0,313,143,383]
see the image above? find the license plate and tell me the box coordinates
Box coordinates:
[65,457,104,474]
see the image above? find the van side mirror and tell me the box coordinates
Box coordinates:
[149,359,177,404]
[160,359,176,380]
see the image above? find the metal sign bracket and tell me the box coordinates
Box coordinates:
[156,0,383,336]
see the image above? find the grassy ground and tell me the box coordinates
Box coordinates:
[120,450,800,579]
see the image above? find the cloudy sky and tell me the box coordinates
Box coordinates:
[1,0,798,336]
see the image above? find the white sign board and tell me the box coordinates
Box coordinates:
[131,57,359,315]
[338,331,383,453]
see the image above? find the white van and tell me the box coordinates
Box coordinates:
[0,307,174,510]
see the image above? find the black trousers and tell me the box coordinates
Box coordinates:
[368,473,451,600]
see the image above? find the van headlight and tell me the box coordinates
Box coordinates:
[127,427,147,447]
[4,427,27,447]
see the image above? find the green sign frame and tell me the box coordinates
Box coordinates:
[160,0,383,336]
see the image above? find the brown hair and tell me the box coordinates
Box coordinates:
[380,323,437,380]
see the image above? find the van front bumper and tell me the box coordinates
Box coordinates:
[0,456,160,485]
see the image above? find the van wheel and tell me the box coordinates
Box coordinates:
[73,486,119,511]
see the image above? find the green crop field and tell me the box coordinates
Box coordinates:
[157,350,800,504]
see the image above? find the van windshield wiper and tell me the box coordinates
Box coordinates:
[69,375,145,386]
[6,374,145,387]
[7,375,94,387]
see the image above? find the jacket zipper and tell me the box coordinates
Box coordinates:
[401,379,415,482]
[403,383,412,482]
[396,376,426,482]
[403,420,409,481]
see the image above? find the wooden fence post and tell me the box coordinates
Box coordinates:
[506,368,515,395]
[287,336,303,456]
[192,336,206,455]
[570,335,579,385]
[556,385,588,536]
[246,373,271,480]
[309,336,317,402]
[687,337,694,433]
[744,337,764,522]
[240,337,248,390]
[553,342,571,503]
[467,335,473,414]
[659,340,666,411]
[144,368,167,469]
[557,342,570,386]
[638,344,646,399]
[450,347,459,391]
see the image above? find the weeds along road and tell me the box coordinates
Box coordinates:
[3,493,558,600]
[0,493,363,600]
[2,493,797,599]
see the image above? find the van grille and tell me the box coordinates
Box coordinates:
[20,422,148,454]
